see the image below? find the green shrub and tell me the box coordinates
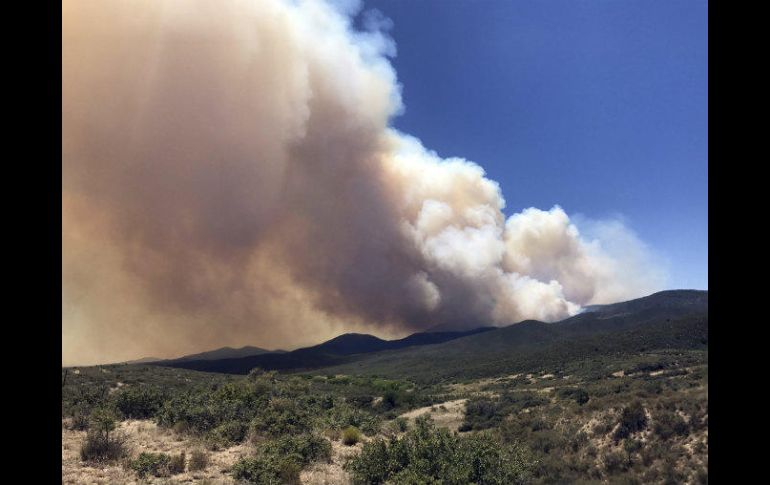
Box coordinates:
[320,402,381,436]
[624,438,644,454]
[558,387,590,405]
[70,406,90,431]
[260,434,332,466]
[603,451,630,473]
[208,420,247,447]
[80,408,127,463]
[79,430,128,463]
[114,386,164,419]
[342,426,362,446]
[614,401,648,441]
[345,416,533,485]
[130,452,171,478]
[460,398,504,431]
[169,451,186,474]
[189,449,209,471]
[349,395,374,408]
[394,417,408,432]
[232,434,328,484]
[653,411,690,440]
[249,398,312,437]
[232,454,300,484]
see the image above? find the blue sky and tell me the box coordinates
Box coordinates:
[355,0,708,290]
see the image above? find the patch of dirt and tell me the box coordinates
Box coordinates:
[447,379,496,393]
[300,438,362,485]
[398,399,468,432]
[62,419,247,484]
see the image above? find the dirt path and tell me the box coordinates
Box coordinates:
[398,398,468,432]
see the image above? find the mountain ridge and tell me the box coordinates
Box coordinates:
[156,290,706,376]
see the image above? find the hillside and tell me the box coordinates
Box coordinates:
[63,289,708,484]
[158,290,706,380]
[319,290,707,382]
[159,326,494,374]
[165,345,280,362]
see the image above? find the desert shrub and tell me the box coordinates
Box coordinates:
[320,402,381,436]
[80,407,128,462]
[208,420,248,447]
[70,405,90,431]
[342,426,362,445]
[344,438,390,484]
[189,449,209,471]
[232,454,301,485]
[169,451,186,474]
[79,430,128,462]
[348,395,374,408]
[156,394,218,434]
[233,434,328,484]
[394,417,408,432]
[380,389,400,410]
[113,386,164,419]
[614,401,648,441]
[654,411,690,440]
[130,452,171,478]
[260,434,332,466]
[558,387,590,405]
[592,413,616,435]
[640,442,665,466]
[624,438,644,454]
[462,392,549,432]
[570,431,589,452]
[460,398,504,431]
[529,430,565,454]
[603,451,630,473]
[249,398,312,437]
[345,416,533,485]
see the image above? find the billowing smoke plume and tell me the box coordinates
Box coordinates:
[62,0,666,365]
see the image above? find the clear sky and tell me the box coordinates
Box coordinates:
[357,0,708,290]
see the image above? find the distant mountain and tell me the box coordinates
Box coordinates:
[168,345,280,362]
[159,290,706,379]
[122,357,162,365]
[319,290,708,382]
[159,326,494,374]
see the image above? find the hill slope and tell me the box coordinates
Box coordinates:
[320,290,707,382]
[160,290,707,379]
[160,327,494,373]
[167,345,280,362]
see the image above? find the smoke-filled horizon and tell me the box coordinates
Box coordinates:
[62,0,667,367]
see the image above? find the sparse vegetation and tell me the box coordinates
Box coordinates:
[188,448,209,471]
[342,426,362,445]
[62,291,708,484]
[346,416,533,484]
[130,452,172,478]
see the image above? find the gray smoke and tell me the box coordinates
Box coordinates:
[62,0,666,365]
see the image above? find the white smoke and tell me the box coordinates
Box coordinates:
[62,0,666,364]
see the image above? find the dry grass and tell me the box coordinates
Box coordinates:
[62,420,247,484]
[398,398,468,433]
[300,439,362,485]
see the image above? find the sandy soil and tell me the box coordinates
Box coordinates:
[398,399,468,433]
[300,438,363,485]
[62,420,248,484]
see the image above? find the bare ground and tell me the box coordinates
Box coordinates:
[398,398,468,433]
[62,419,248,484]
